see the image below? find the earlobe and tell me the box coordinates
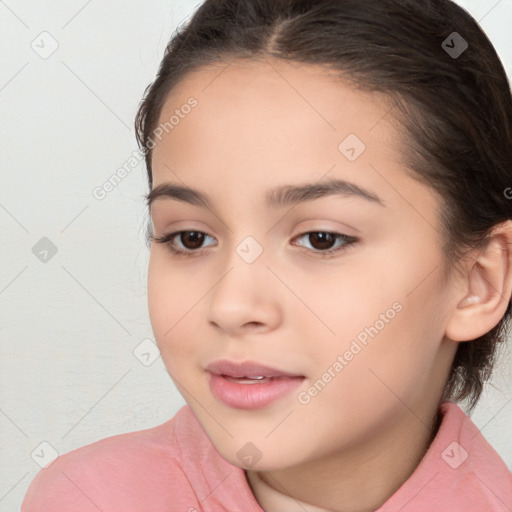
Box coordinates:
[445,220,512,342]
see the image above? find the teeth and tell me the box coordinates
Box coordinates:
[223,375,273,383]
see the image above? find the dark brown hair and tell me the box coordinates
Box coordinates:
[135,0,512,411]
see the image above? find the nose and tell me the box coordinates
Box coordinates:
[206,251,283,337]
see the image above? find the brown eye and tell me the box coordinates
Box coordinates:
[292,231,358,258]
[178,231,206,250]
[151,230,216,257]
[306,232,337,250]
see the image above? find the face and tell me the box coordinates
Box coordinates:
[147,58,459,472]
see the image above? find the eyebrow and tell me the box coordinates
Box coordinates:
[146,177,385,210]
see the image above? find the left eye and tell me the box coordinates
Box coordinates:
[292,231,358,255]
[151,230,358,258]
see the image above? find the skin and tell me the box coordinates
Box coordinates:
[147,57,512,512]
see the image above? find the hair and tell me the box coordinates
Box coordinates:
[134,0,512,412]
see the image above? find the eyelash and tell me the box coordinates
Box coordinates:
[151,230,358,259]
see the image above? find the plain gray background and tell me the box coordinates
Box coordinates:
[1,1,511,510]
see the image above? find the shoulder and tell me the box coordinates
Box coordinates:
[21,405,202,512]
[427,401,512,507]
[378,401,512,511]
[446,401,512,506]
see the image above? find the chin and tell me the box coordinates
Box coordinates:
[212,436,305,472]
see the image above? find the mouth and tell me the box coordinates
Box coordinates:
[205,359,304,379]
[205,359,305,409]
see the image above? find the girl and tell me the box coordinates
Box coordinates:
[22,0,512,510]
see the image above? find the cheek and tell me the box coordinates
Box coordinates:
[298,257,401,356]
[306,244,446,396]
[148,251,205,326]
[147,253,203,365]
[292,297,441,457]
[147,253,173,338]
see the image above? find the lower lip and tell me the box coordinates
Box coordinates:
[207,372,305,410]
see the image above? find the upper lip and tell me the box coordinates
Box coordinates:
[206,359,303,378]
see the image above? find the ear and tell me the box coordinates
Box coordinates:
[445,220,512,342]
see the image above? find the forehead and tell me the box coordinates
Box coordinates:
[157,58,394,133]
[151,57,398,179]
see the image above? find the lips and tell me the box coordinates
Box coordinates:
[205,359,303,379]
[205,359,306,409]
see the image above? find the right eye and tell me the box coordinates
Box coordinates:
[151,230,217,257]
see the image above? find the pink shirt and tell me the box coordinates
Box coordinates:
[22,401,512,511]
